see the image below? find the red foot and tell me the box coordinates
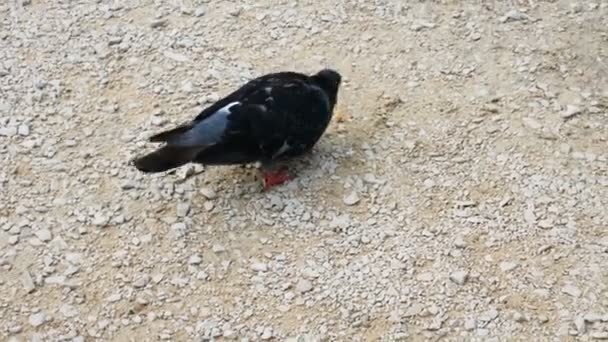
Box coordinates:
[262,168,291,191]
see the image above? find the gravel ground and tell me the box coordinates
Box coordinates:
[1,0,608,341]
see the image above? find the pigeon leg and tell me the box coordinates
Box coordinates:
[260,163,291,191]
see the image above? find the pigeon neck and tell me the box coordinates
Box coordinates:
[312,79,338,110]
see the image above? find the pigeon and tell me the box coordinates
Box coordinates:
[132,68,342,190]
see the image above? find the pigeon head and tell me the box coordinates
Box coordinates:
[312,69,341,108]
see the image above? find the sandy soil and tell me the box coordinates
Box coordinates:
[1,0,607,341]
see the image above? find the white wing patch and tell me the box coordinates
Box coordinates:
[219,101,240,114]
[170,101,240,146]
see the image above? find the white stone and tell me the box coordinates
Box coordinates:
[195,7,206,17]
[562,105,582,119]
[296,279,313,294]
[591,332,608,340]
[343,191,360,206]
[188,254,202,265]
[200,187,217,199]
[513,311,527,322]
[92,213,109,227]
[261,327,273,340]
[35,229,52,242]
[523,117,542,130]
[106,293,122,302]
[562,284,582,297]
[176,202,190,217]
[212,244,226,253]
[499,261,518,272]
[464,318,476,330]
[133,274,150,288]
[29,312,46,327]
[0,126,17,137]
[449,270,468,285]
[21,272,35,293]
[251,262,268,272]
[18,124,30,136]
[60,304,78,318]
[454,236,467,248]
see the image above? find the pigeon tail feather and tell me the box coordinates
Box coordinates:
[149,125,192,142]
[132,146,200,173]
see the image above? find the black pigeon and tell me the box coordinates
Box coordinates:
[133,69,342,190]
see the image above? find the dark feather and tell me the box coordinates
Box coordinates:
[132,146,200,173]
[133,68,342,174]
[148,124,193,142]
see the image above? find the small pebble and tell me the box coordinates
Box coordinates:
[513,311,527,322]
[212,244,226,253]
[92,214,109,227]
[584,313,604,323]
[562,284,582,298]
[477,328,490,337]
[562,105,582,119]
[20,271,36,293]
[133,274,150,288]
[18,124,30,136]
[200,187,217,199]
[499,261,518,272]
[296,279,313,294]
[176,202,190,217]
[203,201,214,211]
[464,318,476,330]
[228,7,241,17]
[538,219,553,229]
[454,236,467,248]
[574,316,586,334]
[261,327,273,340]
[29,312,46,327]
[195,7,205,17]
[188,254,202,265]
[449,270,468,285]
[500,9,529,22]
[523,117,542,130]
[35,229,52,242]
[423,179,435,188]
[8,324,22,334]
[592,332,608,340]
[150,19,167,28]
[251,262,268,272]
[343,191,360,206]
[411,21,436,31]
[59,304,78,318]
[0,126,17,137]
